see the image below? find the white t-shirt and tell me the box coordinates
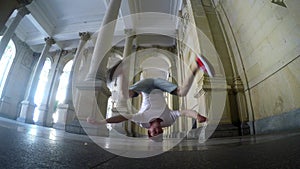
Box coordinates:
[131,89,180,128]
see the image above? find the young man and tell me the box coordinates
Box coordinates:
[88,55,214,141]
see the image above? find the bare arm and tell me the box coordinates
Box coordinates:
[179,110,207,123]
[106,114,132,123]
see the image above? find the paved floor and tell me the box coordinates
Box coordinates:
[0,117,300,169]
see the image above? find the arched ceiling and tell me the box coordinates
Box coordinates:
[5,0,183,52]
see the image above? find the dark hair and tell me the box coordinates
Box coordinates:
[106,60,122,83]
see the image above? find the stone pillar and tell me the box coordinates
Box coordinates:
[0,6,29,60]
[193,76,240,139]
[123,29,135,58]
[64,32,109,136]
[17,37,55,124]
[85,0,122,80]
[116,29,135,107]
[185,0,245,138]
[72,81,111,136]
[72,0,121,135]
[233,77,250,135]
[36,50,64,126]
[53,32,90,130]
[66,32,91,106]
[111,29,135,136]
[48,64,64,123]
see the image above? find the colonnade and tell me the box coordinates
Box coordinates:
[17,37,55,124]
[0,0,250,138]
[54,32,91,130]
[0,0,123,133]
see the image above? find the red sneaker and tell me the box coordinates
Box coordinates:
[196,55,215,77]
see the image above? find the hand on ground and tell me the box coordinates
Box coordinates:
[197,114,207,123]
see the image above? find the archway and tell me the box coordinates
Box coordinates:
[0,36,16,96]
[33,57,52,122]
[52,60,73,123]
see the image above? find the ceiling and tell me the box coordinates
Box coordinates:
[6,0,183,52]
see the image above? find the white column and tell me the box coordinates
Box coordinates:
[78,0,121,136]
[54,32,90,130]
[0,6,30,60]
[233,77,250,135]
[65,32,91,106]
[17,37,55,124]
[123,29,135,58]
[36,50,64,126]
[116,29,135,107]
[85,0,122,81]
[110,29,135,136]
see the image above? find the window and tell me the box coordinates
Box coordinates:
[56,60,73,104]
[0,36,16,96]
[33,57,52,122]
[52,60,73,123]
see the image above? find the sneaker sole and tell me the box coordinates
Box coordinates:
[197,54,215,77]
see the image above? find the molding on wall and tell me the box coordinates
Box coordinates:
[248,54,300,89]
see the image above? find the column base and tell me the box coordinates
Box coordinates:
[74,80,110,136]
[17,100,35,124]
[187,123,250,139]
[0,96,14,119]
[52,123,66,130]
[53,103,74,130]
[35,104,53,127]
[209,124,247,138]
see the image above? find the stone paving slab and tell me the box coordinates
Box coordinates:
[0,117,300,169]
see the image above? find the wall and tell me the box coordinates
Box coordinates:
[215,0,300,133]
[0,35,35,119]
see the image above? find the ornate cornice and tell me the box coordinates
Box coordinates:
[17,6,30,16]
[16,0,33,6]
[79,32,91,41]
[44,37,55,46]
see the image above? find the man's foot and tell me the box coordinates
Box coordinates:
[197,114,207,123]
[196,54,215,77]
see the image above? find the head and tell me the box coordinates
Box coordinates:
[148,119,164,141]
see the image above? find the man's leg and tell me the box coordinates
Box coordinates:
[179,109,207,123]
[174,63,198,97]
[175,54,215,96]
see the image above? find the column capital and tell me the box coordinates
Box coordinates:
[194,76,229,97]
[61,49,69,56]
[233,76,245,92]
[178,10,183,18]
[79,32,91,41]
[17,6,30,17]
[124,29,135,37]
[16,0,33,6]
[44,37,55,46]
